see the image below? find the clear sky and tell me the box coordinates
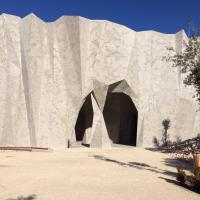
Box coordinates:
[0,0,199,34]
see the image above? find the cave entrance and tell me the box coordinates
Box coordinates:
[75,94,93,146]
[103,92,138,146]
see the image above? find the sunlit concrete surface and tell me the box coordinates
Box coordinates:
[0,148,199,200]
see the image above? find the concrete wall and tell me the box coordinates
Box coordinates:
[0,13,199,148]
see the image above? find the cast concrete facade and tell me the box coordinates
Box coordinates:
[0,13,199,148]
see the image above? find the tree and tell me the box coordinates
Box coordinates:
[165,22,200,104]
[161,119,171,146]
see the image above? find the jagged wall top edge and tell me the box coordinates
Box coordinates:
[0,12,187,37]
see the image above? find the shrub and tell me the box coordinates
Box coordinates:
[191,167,200,191]
[176,166,200,192]
[176,167,186,184]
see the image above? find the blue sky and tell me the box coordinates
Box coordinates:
[0,0,199,34]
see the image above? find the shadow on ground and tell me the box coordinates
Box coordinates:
[94,155,199,194]
[161,159,200,195]
[162,157,193,170]
[0,165,8,167]
[7,194,36,200]
[159,177,200,194]
[93,155,176,177]
[145,147,160,152]
[93,155,200,194]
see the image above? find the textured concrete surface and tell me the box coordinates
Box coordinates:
[0,148,199,200]
[0,13,199,148]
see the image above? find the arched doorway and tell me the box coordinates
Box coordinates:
[103,92,138,146]
[75,94,93,145]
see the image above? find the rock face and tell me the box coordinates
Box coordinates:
[0,13,199,148]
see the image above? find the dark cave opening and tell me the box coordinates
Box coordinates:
[103,92,138,146]
[75,94,93,142]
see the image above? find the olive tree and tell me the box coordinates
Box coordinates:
[165,23,200,104]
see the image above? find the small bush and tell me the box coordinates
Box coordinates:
[176,166,200,192]
[191,167,200,191]
[176,167,186,184]
[152,137,160,148]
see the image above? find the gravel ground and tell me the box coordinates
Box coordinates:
[0,147,199,200]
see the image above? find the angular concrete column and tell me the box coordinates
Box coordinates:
[90,94,111,148]
[92,80,108,112]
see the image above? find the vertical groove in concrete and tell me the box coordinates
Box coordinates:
[20,19,37,147]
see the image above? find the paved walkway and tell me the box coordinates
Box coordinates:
[0,148,199,200]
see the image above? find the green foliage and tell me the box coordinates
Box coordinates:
[166,23,200,105]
